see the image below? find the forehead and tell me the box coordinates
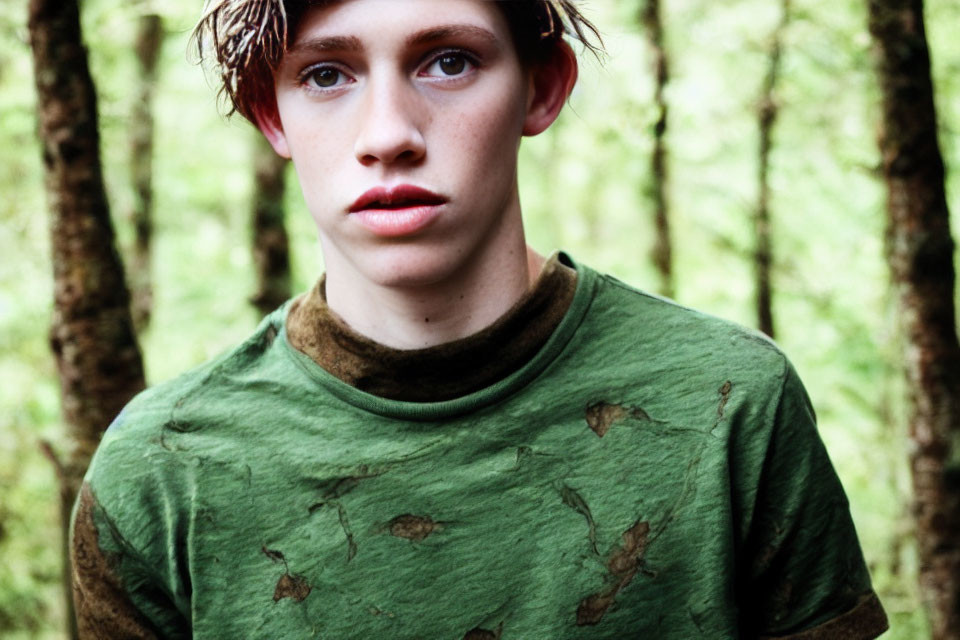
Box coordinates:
[288,0,512,49]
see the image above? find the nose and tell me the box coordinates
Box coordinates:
[353,71,426,166]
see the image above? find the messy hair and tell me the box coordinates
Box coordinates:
[192,0,603,123]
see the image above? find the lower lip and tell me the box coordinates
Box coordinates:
[352,204,444,237]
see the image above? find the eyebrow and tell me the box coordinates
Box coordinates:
[288,24,500,56]
[405,25,500,49]
[288,35,363,55]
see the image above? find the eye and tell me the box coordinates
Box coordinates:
[422,51,476,78]
[301,65,351,90]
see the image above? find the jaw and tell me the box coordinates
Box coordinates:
[317,184,531,348]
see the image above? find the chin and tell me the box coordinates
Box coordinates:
[353,245,465,290]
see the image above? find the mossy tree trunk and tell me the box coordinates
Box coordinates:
[754,0,790,339]
[868,0,960,636]
[27,1,146,636]
[640,0,673,299]
[251,133,291,316]
[129,13,163,331]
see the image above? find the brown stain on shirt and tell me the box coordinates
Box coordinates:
[388,514,439,541]
[72,483,159,639]
[272,573,311,603]
[262,546,312,602]
[576,519,651,626]
[717,381,733,419]
[585,402,652,437]
[759,591,888,639]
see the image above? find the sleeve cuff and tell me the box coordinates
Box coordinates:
[760,591,889,640]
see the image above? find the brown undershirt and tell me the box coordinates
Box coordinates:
[285,254,578,402]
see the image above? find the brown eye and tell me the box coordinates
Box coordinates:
[438,54,466,76]
[421,51,476,79]
[310,67,341,88]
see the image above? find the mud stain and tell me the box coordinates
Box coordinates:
[273,573,311,603]
[262,546,312,603]
[388,514,439,541]
[576,520,650,626]
[717,381,732,418]
[585,402,651,438]
[73,484,159,637]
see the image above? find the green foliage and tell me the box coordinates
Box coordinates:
[3,0,958,635]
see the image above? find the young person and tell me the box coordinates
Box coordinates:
[71,1,889,637]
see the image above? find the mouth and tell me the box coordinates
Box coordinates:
[347,184,448,237]
[349,185,447,213]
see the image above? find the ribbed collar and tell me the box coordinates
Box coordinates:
[285,254,578,402]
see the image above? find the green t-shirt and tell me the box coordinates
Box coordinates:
[73,255,886,639]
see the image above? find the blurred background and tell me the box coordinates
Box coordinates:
[2,0,959,637]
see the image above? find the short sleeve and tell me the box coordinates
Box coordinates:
[735,361,888,638]
[71,483,189,639]
[70,399,195,640]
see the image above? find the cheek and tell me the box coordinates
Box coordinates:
[287,127,347,173]
[450,85,527,175]
[281,110,353,211]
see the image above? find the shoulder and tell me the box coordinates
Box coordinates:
[84,307,295,512]
[594,271,781,350]
[94,309,288,455]
[581,269,790,401]
[78,307,295,594]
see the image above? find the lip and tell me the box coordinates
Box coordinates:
[349,185,447,213]
[348,184,448,237]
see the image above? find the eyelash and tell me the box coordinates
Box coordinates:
[297,63,352,93]
[419,48,480,79]
[296,48,481,94]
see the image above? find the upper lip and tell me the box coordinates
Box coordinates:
[349,185,447,213]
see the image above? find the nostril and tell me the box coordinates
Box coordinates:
[353,114,426,165]
[395,149,421,163]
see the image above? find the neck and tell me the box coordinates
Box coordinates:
[323,238,546,350]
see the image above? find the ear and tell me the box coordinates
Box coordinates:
[522,40,579,136]
[254,104,292,159]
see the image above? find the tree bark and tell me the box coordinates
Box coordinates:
[868,1,960,637]
[754,0,790,339]
[640,0,673,299]
[27,1,146,637]
[129,14,163,331]
[250,133,291,316]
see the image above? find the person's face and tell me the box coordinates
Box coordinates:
[263,0,562,289]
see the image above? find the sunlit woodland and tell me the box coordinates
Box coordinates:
[2,0,959,637]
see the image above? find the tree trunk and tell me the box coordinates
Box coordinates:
[754,0,790,339]
[250,133,291,316]
[129,13,163,331]
[868,0,960,637]
[640,0,673,299]
[27,1,146,637]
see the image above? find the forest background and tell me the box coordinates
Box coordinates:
[2,0,959,637]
